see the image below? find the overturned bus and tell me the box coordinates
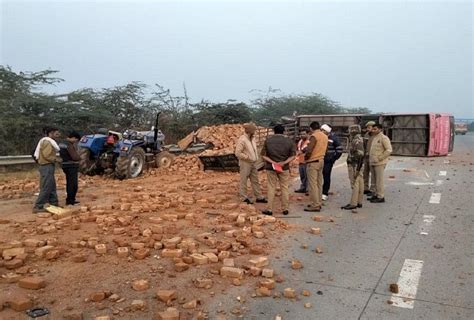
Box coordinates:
[282,113,454,157]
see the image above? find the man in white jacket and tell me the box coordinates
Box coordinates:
[235,123,267,204]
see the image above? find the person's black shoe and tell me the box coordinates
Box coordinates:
[370,197,385,203]
[364,190,372,195]
[243,198,253,205]
[282,210,289,215]
[341,204,357,210]
[368,195,377,201]
[304,207,321,212]
[357,203,363,208]
[295,189,306,193]
[262,210,273,216]
[256,198,268,204]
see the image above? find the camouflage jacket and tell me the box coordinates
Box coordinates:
[347,134,364,167]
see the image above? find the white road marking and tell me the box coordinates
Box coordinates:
[419,215,436,235]
[439,171,447,176]
[435,180,443,187]
[429,193,441,204]
[422,170,430,179]
[391,259,424,309]
[406,182,433,186]
[443,160,450,164]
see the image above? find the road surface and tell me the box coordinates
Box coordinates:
[209,133,473,319]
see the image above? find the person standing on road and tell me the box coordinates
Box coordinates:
[59,131,81,206]
[368,124,392,203]
[235,123,267,205]
[261,124,296,216]
[32,127,61,213]
[342,125,365,210]
[363,121,376,196]
[321,124,343,201]
[304,121,328,212]
[295,128,310,194]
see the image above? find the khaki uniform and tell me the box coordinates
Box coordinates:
[369,132,392,198]
[305,130,328,209]
[363,132,375,192]
[347,134,364,206]
[266,170,290,211]
[235,134,262,200]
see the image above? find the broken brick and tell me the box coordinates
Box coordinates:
[156,289,177,303]
[220,266,244,279]
[132,279,149,291]
[18,276,46,290]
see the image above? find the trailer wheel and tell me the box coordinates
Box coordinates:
[155,151,175,169]
[79,148,94,175]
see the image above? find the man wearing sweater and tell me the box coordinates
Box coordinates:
[59,131,81,206]
[32,127,61,213]
[304,122,329,212]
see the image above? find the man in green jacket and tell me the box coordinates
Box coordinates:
[33,127,61,213]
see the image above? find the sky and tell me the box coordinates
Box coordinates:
[1,0,473,118]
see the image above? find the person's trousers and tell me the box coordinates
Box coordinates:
[63,165,79,205]
[351,170,364,205]
[298,164,307,191]
[370,164,387,198]
[307,160,324,208]
[266,170,290,211]
[322,160,335,196]
[239,161,263,200]
[347,164,355,187]
[34,164,58,209]
[363,157,375,191]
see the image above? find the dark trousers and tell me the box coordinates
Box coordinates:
[62,166,79,205]
[322,159,335,196]
[298,164,308,191]
[34,164,58,209]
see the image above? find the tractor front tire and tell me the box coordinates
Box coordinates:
[155,151,175,169]
[79,148,93,175]
[115,148,146,180]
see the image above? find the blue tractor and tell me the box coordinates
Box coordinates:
[78,113,175,179]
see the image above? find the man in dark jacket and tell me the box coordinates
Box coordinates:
[59,131,81,205]
[321,124,343,200]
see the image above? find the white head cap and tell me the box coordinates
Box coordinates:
[321,124,332,133]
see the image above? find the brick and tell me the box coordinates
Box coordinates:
[163,237,182,249]
[45,249,61,260]
[156,289,177,303]
[23,239,42,247]
[35,245,55,258]
[249,266,262,276]
[5,258,24,269]
[2,247,25,259]
[302,290,311,296]
[310,227,321,235]
[7,292,33,311]
[131,242,145,250]
[283,288,296,299]
[253,231,265,239]
[223,258,235,267]
[256,286,272,297]
[193,278,213,289]
[154,242,163,250]
[132,279,149,291]
[259,279,275,289]
[156,307,180,320]
[162,214,178,221]
[249,256,269,268]
[182,256,193,264]
[224,230,236,238]
[262,268,274,278]
[89,292,106,302]
[249,245,265,255]
[62,311,84,320]
[312,215,323,222]
[182,299,198,309]
[203,252,218,263]
[113,227,126,235]
[315,247,323,254]
[72,253,88,263]
[161,249,183,258]
[291,260,303,269]
[131,299,146,311]
[95,244,107,254]
[18,276,46,290]
[174,262,189,272]
[133,248,150,260]
[220,266,244,279]
[218,251,230,261]
[117,247,129,257]
[191,253,208,265]
[94,317,111,320]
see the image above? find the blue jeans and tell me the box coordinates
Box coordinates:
[298,164,308,191]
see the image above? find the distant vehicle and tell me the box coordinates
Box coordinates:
[283,113,455,157]
[454,122,468,135]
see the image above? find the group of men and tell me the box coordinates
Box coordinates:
[236,121,392,215]
[32,128,82,213]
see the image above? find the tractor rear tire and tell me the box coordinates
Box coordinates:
[79,148,93,175]
[115,147,146,180]
[155,151,175,169]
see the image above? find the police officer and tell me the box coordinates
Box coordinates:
[342,125,364,210]
[363,121,376,196]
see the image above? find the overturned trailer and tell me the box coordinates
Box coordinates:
[283,113,454,157]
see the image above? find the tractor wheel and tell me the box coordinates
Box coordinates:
[155,151,175,169]
[79,148,94,175]
[115,147,146,180]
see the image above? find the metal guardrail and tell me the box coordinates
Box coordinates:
[0,155,35,166]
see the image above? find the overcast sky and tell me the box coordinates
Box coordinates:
[1,0,472,117]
